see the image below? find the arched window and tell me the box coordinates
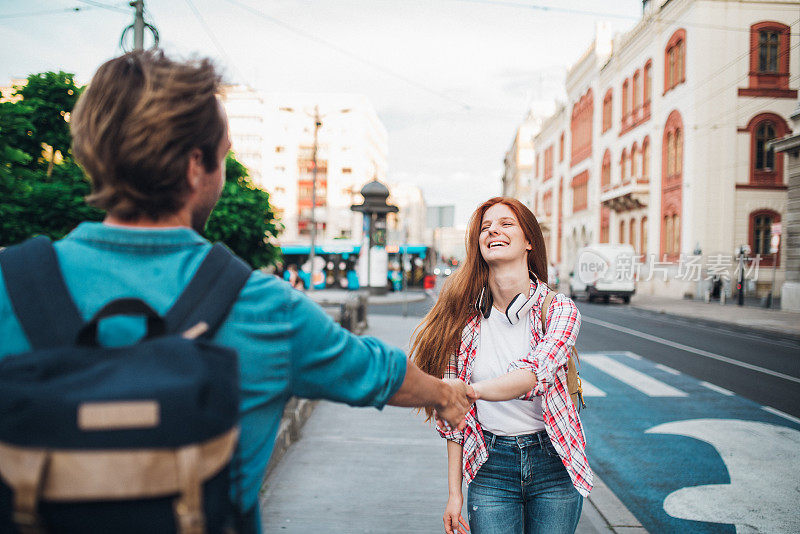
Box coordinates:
[633,71,641,111]
[741,22,794,97]
[664,29,687,93]
[755,122,776,170]
[629,217,637,250]
[642,137,650,179]
[622,79,629,121]
[620,149,628,183]
[631,143,640,178]
[644,61,653,104]
[749,209,781,266]
[600,206,610,244]
[661,110,684,259]
[744,112,789,185]
[666,132,674,176]
[619,219,626,244]
[602,89,613,133]
[641,217,648,254]
[602,150,612,188]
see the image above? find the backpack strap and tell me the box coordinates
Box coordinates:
[0,236,84,350]
[165,243,252,338]
[539,290,556,335]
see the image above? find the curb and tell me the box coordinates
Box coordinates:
[629,304,800,343]
[587,473,648,533]
[260,398,317,488]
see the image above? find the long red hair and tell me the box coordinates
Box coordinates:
[411,197,548,418]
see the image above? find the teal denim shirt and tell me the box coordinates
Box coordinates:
[0,222,407,514]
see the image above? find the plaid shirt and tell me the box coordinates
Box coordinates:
[437,280,593,497]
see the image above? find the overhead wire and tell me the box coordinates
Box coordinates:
[0,6,88,20]
[183,0,251,86]
[222,0,474,111]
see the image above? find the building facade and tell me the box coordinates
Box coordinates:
[222,86,389,246]
[529,0,798,298]
[502,114,540,202]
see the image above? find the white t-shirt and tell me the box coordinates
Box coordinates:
[472,306,545,436]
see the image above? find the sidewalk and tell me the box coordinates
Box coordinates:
[306,288,428,306]
[259,315,644,533]
[630,293,800,340]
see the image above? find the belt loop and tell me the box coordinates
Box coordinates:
[537,431,544,449]
[490,433,496,449]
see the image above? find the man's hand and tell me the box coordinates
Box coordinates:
[434,379,478,431]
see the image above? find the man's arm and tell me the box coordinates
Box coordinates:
[387,360,476,430]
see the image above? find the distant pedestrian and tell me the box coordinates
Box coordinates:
[412,197,591,534]
[283,264,304,290]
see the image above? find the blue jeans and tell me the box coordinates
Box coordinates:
[467,430,583,534]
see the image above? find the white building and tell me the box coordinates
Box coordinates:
[502,113,541,202]
[529,0,798,298]
[222,86,389,245]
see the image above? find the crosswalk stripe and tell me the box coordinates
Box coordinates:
[699,381,735,396]
[655,363,681,375]
[761,406,800,425]
[582,354,688,397]
[578,378,606,397]
[581,315,800,384]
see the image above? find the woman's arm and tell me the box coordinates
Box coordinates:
[443,440,469,534]
[471,369,537,401]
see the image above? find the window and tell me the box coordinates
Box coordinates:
[642,137,650,179]
[631,143,639,178]
[644,61,652,104]
[570,89,593,166]
[661,110,684,259]
[601,150,611,188]
[600,206,610,243]
[664,29,687,93]
[275,146,285,153]
[602,89,613,132]
[622,79,629,121]
[629,217,637,250]
[544,146,554,180]
[755,122,775,170]
[749,210,781,266]
[621,149,628,183]
[619,220,626,244]
[571,171,589,212]
[741,22,795,98]
[744,112,789,185]
[342,167,353,174]
[633,71,641,111]
[759,31,779,72]
[559,132,565,161]
[640,217,648,254]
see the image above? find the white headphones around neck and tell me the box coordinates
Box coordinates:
[474,278,543,325]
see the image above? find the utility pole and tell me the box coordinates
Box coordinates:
[308,106,322,291]
[132,0,144,50]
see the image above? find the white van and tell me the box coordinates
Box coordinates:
[568,244,637,303]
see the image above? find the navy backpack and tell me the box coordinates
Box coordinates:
[0,236,252,534]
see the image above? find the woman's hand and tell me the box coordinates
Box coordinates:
[443,494,469,534]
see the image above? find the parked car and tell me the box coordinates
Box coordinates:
[568,244,636,303]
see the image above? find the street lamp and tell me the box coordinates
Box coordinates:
[279,105,351,290]
[735,244,751,306]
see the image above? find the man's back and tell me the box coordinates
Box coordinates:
[0,222,408,514]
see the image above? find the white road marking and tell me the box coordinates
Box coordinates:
[762,406,800,426]
[699,381,735,396]
[621,351,642,360]
[581,316,800,384]
[582,354,688,397]
[647,419,800,533]
[655,363,681,375]
[578,378,607,397]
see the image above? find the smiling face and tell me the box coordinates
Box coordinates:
[479,203,532,267]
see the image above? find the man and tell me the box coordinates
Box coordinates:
[0,50,474,527]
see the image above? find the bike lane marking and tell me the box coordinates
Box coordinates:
[578,351,800,534]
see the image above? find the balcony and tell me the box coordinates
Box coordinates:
[600,177,649,212]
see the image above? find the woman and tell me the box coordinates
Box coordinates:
[412,197,592,534]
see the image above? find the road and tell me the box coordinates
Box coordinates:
[367,288,800,532]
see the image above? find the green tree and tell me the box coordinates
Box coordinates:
[14,72,82,174]
[204,154,282,268]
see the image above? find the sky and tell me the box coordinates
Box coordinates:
[0,0,643,225]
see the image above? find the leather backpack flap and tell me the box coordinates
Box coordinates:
[540,292,583,404]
